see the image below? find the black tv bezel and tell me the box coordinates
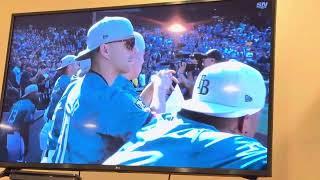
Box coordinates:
[0,0,276,177]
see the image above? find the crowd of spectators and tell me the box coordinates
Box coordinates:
[137,17,271,82]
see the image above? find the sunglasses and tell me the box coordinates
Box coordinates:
[105,37,135,51]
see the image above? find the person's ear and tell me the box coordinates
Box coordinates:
[239,113,260,138]
[99,44,110,60]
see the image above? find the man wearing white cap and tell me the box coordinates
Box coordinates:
[104,60,268,170]
[123,31,178,113]
[4,84,40,162]
[45,55,79,122]
[53,17,158,164]
[40,55,79,162]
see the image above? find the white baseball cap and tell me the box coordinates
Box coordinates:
[76,16,134,60]
[22,84,38,98]
[77,58,91,77]
[56,55,77,70]
[182,60,266,118]
[133,31,145,52]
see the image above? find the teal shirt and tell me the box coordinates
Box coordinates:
[45,74,71,120]
[7,99,36,127]
[54,71,152,164]
[104,113,267,170]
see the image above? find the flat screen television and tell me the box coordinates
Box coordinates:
[0,0,275,178]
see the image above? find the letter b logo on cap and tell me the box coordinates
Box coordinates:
[197,75,210,95]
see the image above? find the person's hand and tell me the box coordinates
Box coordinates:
[177,62,189,86]
[177,62,187,74]
[149,70,179,113]
[177,75,186,86]
[152,69,179,93]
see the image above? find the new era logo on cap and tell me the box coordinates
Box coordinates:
[182,60,266,118]
[245,95,253,102]
[103,34,109,39]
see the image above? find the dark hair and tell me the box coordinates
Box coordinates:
[178,109,244,131]
[205,49,225,63]
[51,67,67,86]
[60,66,68,75]
[91,47,101,61]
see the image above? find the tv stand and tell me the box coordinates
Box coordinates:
[0,168,12,178]
[242,176,258,180]
[0,168,81,180]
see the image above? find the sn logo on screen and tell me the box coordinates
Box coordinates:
[256,2,268,9]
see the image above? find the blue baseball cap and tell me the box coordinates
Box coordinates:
[76,16,134,61]
[22,84,38,98]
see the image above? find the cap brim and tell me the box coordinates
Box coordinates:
[182,99,262,118]
[56,61,77,71]
[20,94,28,99]
[76,34,135,61]
[76,49,94,61]
[20,91,37,99]
[56,65,66,71]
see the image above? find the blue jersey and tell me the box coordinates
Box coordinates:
[6,99,36,128]
[46,77,78,151]
[41,75,72,152]
[45,74,71,121]
[54,71,152,164]
[104,113,267,170]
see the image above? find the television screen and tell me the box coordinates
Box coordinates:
[0,0,274,177]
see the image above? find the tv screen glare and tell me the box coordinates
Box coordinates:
[0,0,275,177]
